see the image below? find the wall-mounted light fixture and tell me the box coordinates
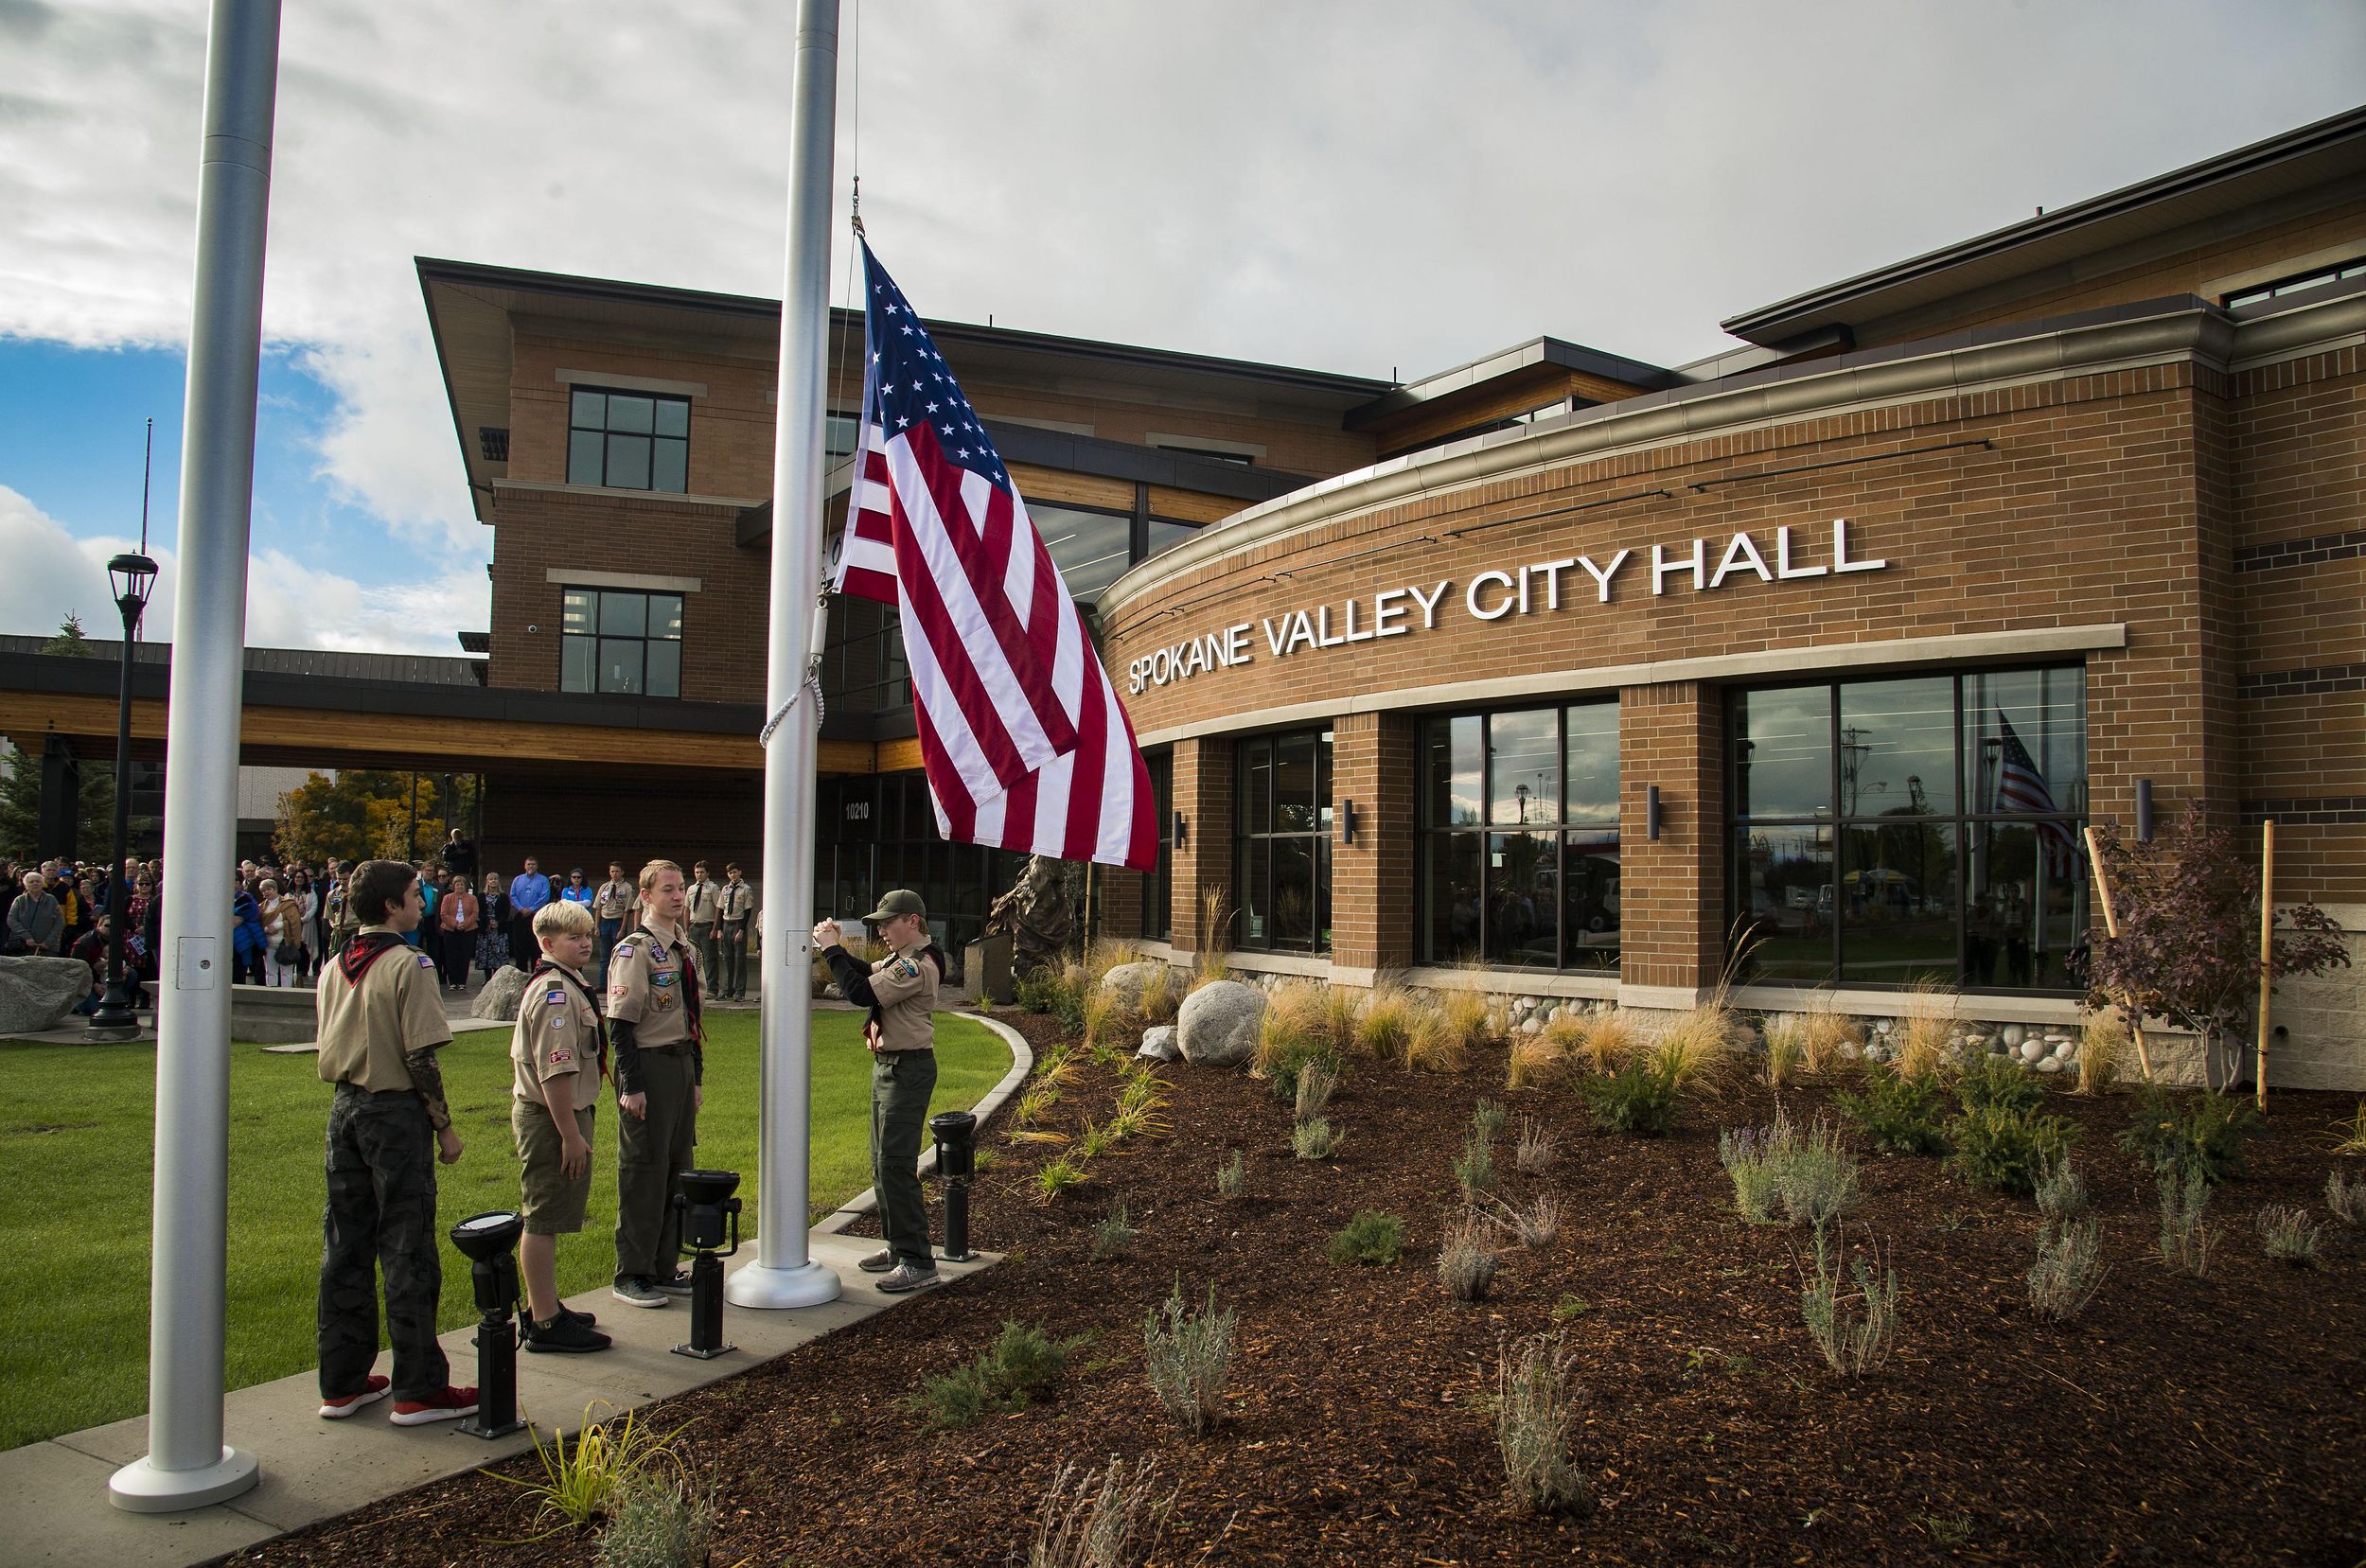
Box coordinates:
[1646,784,1663,842]
[2135,779,2155,843]
[1174,811,1188,849]
[1339,799,1358,846]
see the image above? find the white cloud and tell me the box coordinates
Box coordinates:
[0,484,484,658]
[3,0,2361,579]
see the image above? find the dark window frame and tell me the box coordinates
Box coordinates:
[1233,727,1333,955]
[1140,749,1174,943]
[566,385,692,494]
[2223,255,2366,309]
[558,585,686,699]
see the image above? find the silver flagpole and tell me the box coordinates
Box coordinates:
[110,0,279,1512]
[729,0,843,1310]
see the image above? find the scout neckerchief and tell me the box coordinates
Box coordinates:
[336,929,406,985]
[529,957,610,1080]
[627,923,703,1039]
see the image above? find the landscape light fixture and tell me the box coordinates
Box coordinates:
[449,1210,525,1438]
[1646,785,1664,842]
[1174,811,1188,849]
[2136,779,2156,843]
[672,1169,743,1360]
[87,551,160,1040]
[1338,799,1358,846]
[930,1110,979,1262]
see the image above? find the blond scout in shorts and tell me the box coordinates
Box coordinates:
[509,900,611,1353]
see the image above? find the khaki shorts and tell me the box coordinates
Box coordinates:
[513,1098,596,1235]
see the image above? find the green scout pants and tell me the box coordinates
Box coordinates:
[318,1085,448,1401]
[614,1048,698,1283]
[719,921,749,995]
[872,1048,937,1267]
[694,921,721,991]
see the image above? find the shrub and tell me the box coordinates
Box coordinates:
[1648,1002,1739,1094]
[1327,1210,1404,1266]
[1438,1211,1499,1303]
[494,1402,693,1538]
[1138,964,1179,1027]
[1142,1281,1234,1435]
[1015,964,1066,1016]
[1496,1332,1593,1516]
[1033,1155,1087,1203]
[2027,1219,2108,1322]
[1214,1149,1245,1199]
[1507,1033,1567,1090]
[1292,1116,1343,1161]
[2076,1014,2127,1095]
[1947,1103,2078,1197]
[1473,1098,1509,1142]
[1797,992,1863,1075]
[1076,1120,1116,1160]
[2255,1205,2322,1267]
[1579,1008,1640,1074]
[1192,888,1235,987]
[1774,1117,1861,1228]
[1580,1058,1680,1136]
[1010,1083,1059,1135]
[2328,1170,2366,1227]
[1294,1054,1342,1120]
[1083,987,1140,1055]
[1835,1065,1951,1155]
[1439,985,1496,1058]
[1453,1130,1497,1201]
[2116,1083,2262,1187]
[2035,1156,2090,1224]
[1353,981,1418,1062]
[1491,1191,1563,1248]
[2156,1171,2219,1277]
[1319,985,1362,1056]
[1090,1200,1139,1262]
[1403,1007,1466,1074]
[1513,1115,1559,1174]
[1027,1455,1175,1568]
[1761,1013,1808,1087]
[1718,1121,1785,1224]
[1255,981,1332,1093]
[1890,979,1960,1080]
[594,1471,716,1568]
[2331,1100,2366,1157]
[915,1319,1086,1428]
[1799,1227,1898,1377]
[1954,1052,2048,1119]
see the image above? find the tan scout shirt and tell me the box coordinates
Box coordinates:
[315,927,452,1091]
[717,880,755,922]
[685,878,722,925]
[608,920,700,1048]
[513,962,605,1111]
[864,938,940,1053]
[594,880,635,921]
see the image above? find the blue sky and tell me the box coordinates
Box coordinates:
[3,0,2359,655]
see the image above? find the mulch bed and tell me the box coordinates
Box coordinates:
[217,1013,2366,1567]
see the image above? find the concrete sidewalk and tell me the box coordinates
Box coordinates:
[0,1233,997,1567]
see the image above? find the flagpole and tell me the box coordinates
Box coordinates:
[110,0,277,1511]
[728,0,843,1311]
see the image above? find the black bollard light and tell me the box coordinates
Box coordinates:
[449,1211,526,1438]
[930,1110,978,1262]
[671,1169,742,1360]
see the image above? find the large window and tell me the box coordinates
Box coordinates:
[1139,750,1174,943]
[567,387,690,493]
[560,587,684,697]
[1730,666,2087,992]
[1235,730,1331,953]
[1418,704,1620,970]
[1035,503,1135,600]
[812,772,1021,979]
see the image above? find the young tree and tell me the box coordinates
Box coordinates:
[0,742,126,862]
[39,613,97,658]
[2086,806,2350,1094]
[273,771,445,866]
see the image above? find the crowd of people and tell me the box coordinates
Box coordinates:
[0,828,765,1013]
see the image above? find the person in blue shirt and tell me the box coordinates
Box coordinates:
[232,885,268,984]
[560,868,595,912]
[508,857,553,973]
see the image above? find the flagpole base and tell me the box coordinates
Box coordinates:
[109,1448,259,1513]
[724,1259,842,1311]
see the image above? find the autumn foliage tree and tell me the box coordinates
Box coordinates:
[2085,806,2350,1093]
[272,771,452,867]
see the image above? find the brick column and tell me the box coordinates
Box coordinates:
[1172,737,1234,954]
[1330,712,1416,978]
[1619,682,1725,1000]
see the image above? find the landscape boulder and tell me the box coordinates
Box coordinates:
[472,965,528,1022]
[1176,979,1264,1067]
[1099,960,1167,1013]
[1137,1024,1180,1062]
[0,956,91,1035]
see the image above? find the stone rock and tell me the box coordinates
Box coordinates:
[0,956,91,1035]
[472,965,529,1021]
[1099,960,1166,1012]
[2001,1023,2026,1048]
[1137,1024,1180,1062]
[2035,1056,2064,1074]
[1176,979,1266,1067]
[2051,1037,2077,1060]
[2019,1039,2046,1064]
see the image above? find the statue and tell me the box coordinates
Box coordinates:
[986,854,1075,976]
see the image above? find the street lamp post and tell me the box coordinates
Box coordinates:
[88,552,159,1039]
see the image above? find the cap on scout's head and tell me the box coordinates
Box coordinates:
[864,888,926,925]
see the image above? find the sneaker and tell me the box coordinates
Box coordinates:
[654,1269,696,1296]
[874,1261,942,1295]
[856,1247,897,1273]
[389,1385,480,1426]
[561,1303,600,1327]
[611,1276,668,1309]
[524,1313,612,1354]
[318,1374,390,1419]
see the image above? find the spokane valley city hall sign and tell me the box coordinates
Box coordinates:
[1126,518,1889,695]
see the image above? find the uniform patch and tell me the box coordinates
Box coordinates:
[891,956,920,981]
[417,954,435,969]
[613,943,634,960]
[545,990,567,1006]
[549,1047,573,1065]
[653,972,678,988]
[548,1012,568,1029]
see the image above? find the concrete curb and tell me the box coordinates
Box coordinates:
[813,1009,1034,1235]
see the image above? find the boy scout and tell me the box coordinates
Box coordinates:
[592,862,635,965]
[608,859,704,1308]
[685,861,723,992]
[313,860,479,1425]
[511,899,612,1353]
[715,864,755,1000]
[813,890,945,1294]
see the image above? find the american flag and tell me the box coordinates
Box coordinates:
[1991,712,2078,870]
[834,241,1159,872]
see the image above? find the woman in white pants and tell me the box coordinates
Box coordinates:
[259,877,300,986]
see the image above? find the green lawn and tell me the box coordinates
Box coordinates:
[0,1010,1008,1452]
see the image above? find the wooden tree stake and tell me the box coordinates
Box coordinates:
[2083,826,2154,1083]
[2257,819,2275,1112]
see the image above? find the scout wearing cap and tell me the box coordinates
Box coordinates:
[814,890,945,1294]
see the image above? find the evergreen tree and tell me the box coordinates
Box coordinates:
[40,613,97,657]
